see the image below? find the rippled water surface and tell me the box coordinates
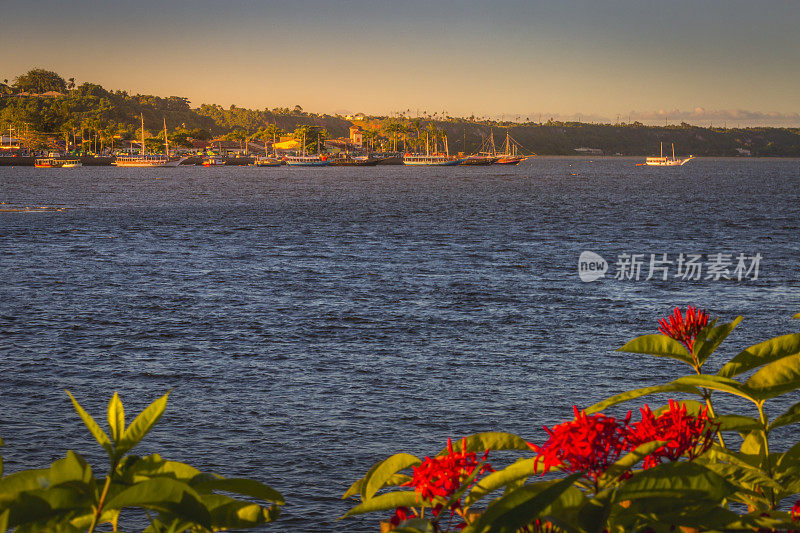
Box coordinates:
[1,158,799,531]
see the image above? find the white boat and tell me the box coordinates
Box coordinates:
[645,142,694,166]
[61,160,82,168]
[285,131,328,166]
[403,154,461,166]
[114,115,187,167]
[202,156,226,167]
[285,155,328,166]
[403,131,462,166]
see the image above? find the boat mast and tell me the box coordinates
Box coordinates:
[660,141,663,158]
[141,113,146,155]
[163,117,169,157]
[672,143,675,161]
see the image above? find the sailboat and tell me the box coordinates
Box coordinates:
[494,131,530,165]
[460,131,499,165]
[644,142,694,166]
[285,131,328,166]
[114,115,187,167]
[403,131,462,166]
[254,139,282,166]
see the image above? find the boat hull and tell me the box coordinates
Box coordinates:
[286,161,329,166]
[403,160,461,166]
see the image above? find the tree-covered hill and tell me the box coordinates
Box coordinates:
[1,68,799,156]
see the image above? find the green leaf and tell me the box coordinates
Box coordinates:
[464,458,535,507]
[65,390,114,460]
[118,391,170,456]
[48,451,93,489]
[119,454,201,483]
[438,432,531,455]
[104,477,212,527]
[652,399,704,417]
[768,400,800,430]
[739,431,765,457]
[201,494,278,528]
[776,440,800,471]
[793,313,800,319]
[614,462,734,502]
[340,491,420,519]
[105,477,196,510]
[695,317,742,367]
[746,353,800,400]
[616,334,692,365]
[718,333,800,378]
[0,469,49,506]
[341,478,363,500]
[107,392,125,444]
[361,453,420,501]
[463,474,583,533]
[672,375,759,403]
[585,383,701,414]
[716,414,762,432]
[192,478,284,505]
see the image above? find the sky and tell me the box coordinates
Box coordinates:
[2,0,799,126]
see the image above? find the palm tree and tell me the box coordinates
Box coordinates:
[264,123,285,144]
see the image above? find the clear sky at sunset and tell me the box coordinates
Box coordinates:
[2,0,798,125]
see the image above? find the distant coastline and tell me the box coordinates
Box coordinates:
[2,68,800,158]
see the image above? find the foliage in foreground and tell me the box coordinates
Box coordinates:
[343,308,800,532]
[0,392,283,532]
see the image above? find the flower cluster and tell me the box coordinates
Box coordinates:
[405,437,493,517]
[531,401,718,487]
[792,499,800,521]
[658,305,710,353]
[626,399,717,469]
[389,507,417,527]
[530,406,630,485]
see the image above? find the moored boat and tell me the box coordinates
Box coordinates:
[459,155,497,165]
[253,156,282,167]
[34,158,61,168]
[285,131,328,166]
[202,156,226,167]
[285,155,328,166]
[61,160,82,168]
[644,142,694,166]
[113,115,187,167]
[494,131,531,165]
[403,154,462,166]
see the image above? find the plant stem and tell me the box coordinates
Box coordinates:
[88,474,112,533]
[756,402,775,509]
[702,391,727,449]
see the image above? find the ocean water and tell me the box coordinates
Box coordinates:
[1,158,799,531]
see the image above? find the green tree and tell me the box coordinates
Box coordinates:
[14,68,67,93]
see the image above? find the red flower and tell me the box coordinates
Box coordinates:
[530,406,630,485]
[405,437,493,517]
[625,400,717,469]
[658,305,710,353]
[792,498,800,521]
[390,506,417,527]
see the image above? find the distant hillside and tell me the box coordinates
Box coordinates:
[1,68,799,156]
